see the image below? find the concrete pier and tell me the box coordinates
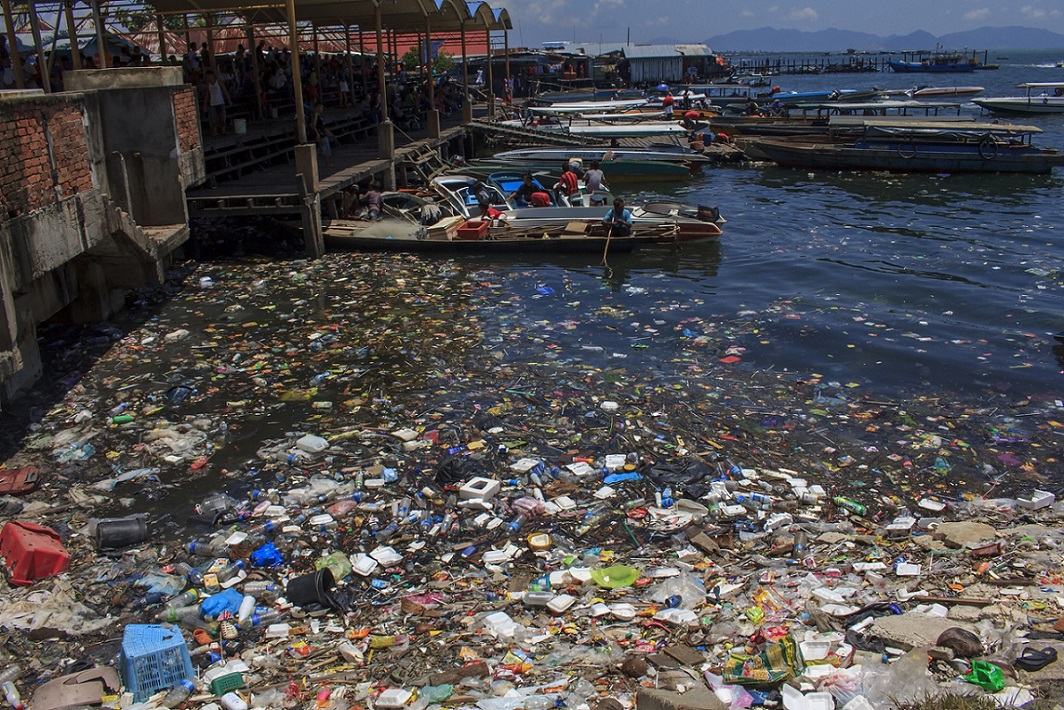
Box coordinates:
[0,68,205,406]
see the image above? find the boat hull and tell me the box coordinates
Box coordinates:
[889,61,976,73]
[749,139,1064,174]
[324,232,641,254]
[972,98,1064,115]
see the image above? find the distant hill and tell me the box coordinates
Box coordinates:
[706,25,1064,51]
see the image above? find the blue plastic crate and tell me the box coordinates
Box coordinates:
[120,624,195,702]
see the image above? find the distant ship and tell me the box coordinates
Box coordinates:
[889,50,979,73]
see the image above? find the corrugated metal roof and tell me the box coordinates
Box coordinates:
[623,43,712,59]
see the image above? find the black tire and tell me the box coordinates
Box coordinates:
[978,136,998,160]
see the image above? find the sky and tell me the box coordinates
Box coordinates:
[507,0,1064,46]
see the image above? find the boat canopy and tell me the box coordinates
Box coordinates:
[529,100,649,115]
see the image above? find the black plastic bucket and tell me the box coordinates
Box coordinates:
[285,568,335,608]
[96,516,149,549]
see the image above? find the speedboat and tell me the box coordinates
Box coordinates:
[973,82,1064,115]
[744,119,1064,174]
[430,175,724,243]
[908,86,984,99]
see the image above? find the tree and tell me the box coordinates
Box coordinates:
[111,8,195,32]
[400,46,455,74]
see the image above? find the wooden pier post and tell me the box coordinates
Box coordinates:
[27,1,50,92]
[64,0,81,70]
[90,0,108,68]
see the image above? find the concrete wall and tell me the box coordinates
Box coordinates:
[0,68,206,407]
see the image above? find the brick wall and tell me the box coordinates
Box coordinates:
[173,87,200,153]
[0,97,95,219]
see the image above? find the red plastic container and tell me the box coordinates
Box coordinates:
[0,467,40,495]
[0,521,71,585]
[456,220,489,240]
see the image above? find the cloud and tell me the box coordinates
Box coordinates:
[1021,4,1062,18]
[788,7,818,21]
[593,0,624,12]
[740,9,755,17]
[963,7,991,20]
[534,0,570,25]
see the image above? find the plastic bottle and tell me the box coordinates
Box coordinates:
[1,681,23,710]
[243,581,280,595]
[237,595,257,624]
[250,609,284,627]
[156,605,202,625]
[0,667,21,685]
[165,589,200,609]
[161,680,196,708]
[215,560,245,584]
[506,514,527,533]
[833,496,867,516]
[187,539,228,557]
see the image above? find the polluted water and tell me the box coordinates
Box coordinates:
[0,251,1060,710]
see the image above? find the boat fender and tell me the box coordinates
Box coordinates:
[978,136,998,160]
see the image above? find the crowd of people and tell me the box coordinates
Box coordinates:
[175,40,475,142]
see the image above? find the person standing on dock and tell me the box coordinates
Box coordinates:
[203,70,231,137]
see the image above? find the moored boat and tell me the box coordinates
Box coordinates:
[972,83,1064,115]
[744,120,1064,174]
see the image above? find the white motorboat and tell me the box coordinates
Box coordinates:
[493,145,711,164]
[973,82,1064,115]
[527,100,650,115]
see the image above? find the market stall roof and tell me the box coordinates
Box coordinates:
[142,0,511,31]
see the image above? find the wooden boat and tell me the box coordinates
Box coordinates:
[744,120,1064,174]
[714,102,968,139]
[973,83,1064,115]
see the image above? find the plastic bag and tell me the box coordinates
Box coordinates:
[648,573,706,609]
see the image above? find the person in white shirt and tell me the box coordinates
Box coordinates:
[203,69,230,136]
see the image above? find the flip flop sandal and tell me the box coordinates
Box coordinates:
[1015,646,1058,672]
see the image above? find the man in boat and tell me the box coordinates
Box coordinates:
[363,181,383,221]
[662,91,675,119]
[420,197,443,226]
[475,181,494,219]
[553,162,580,206]
[584,161,605,204]
[602,198,633,238]
[508,173,539,207]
